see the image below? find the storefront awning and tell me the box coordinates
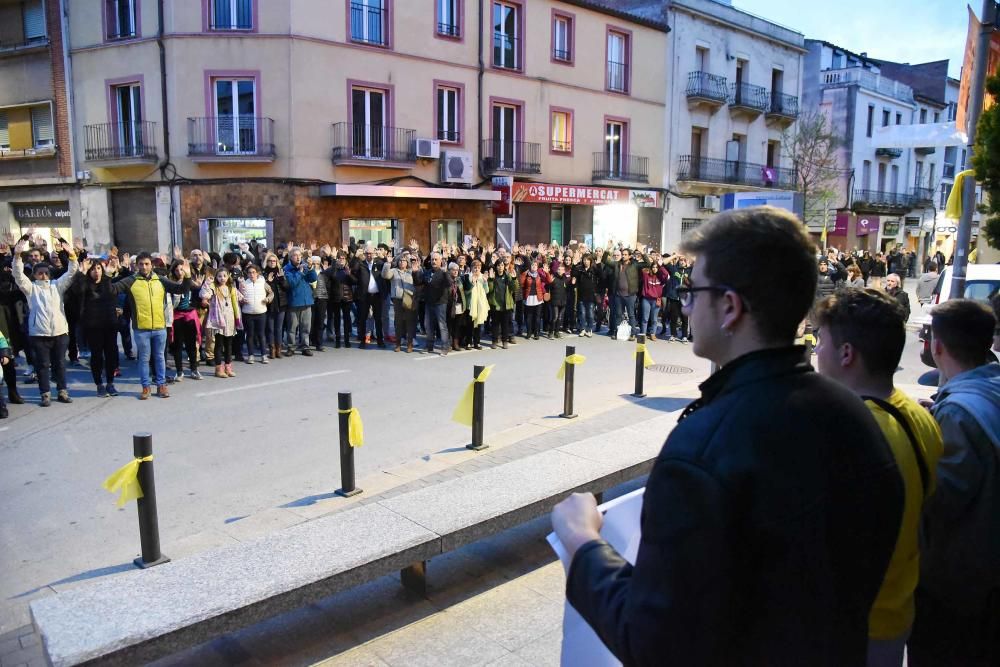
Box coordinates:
[319,184,500,201]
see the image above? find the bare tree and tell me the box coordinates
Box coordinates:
[782,111,844,227]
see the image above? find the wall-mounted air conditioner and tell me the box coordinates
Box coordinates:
[699,195,720,212]
[440,150,474,184]
[414,138,441,159]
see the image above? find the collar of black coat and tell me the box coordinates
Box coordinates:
[687,346,810,414]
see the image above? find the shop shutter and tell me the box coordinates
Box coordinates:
[111,188,158,251]
[0,111,8,149]
[23,0,46,40]
[31,105,54,146]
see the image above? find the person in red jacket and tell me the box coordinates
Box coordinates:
[639,259,669,340]
[519,259,547,340]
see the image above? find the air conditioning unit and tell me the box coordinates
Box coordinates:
[698,195,720,212]
[414,138,441,159]
[440,149,474,184]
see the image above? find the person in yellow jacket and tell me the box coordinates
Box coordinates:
[112,252,192,399]
[813,287,943,667]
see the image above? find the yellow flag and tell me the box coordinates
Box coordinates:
[633,343,655,368]
[337,407,364,447]
[102,456,153,508]
[452,364,495,426]
[945,169,975,220]
[556,354,587,380]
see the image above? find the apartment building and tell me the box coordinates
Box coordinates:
[0,0,76,242]
[47,0,667,253]
[626,0,804,251]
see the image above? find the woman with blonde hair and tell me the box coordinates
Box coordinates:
[200,266,242,378]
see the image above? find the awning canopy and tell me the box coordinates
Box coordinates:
[319,183,500,201]
[872,122,968,148]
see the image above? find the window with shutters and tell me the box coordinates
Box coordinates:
[31,105,54,148]
[22,0,47,43]
[0,112,9,151]
[105,0,138,40]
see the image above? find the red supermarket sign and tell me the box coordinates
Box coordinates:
[512,183,628,206]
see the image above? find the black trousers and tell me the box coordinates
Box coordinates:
[214,333,233,365]
[84,325,119,385]
[356,293,384,343]
[392,299,418,345]
[491,308,512,341]
[171,318,199,372]
[30,334,68,395]
[243,313,266,356]
[310,298,328,348]
[524,304,541,337]
[333,301,353,343]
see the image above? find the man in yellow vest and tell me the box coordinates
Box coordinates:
[813,287,943,666]
[112,252,192,399]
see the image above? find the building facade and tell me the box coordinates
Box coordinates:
[9,0,667,254]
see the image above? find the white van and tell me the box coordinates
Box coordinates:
[916,264,1000,367]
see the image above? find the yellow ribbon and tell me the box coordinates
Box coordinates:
[556,354,587,380]
[633,343,655,368]
[451,364,495,426]
[102,456,153,508]
[337,407,365,447]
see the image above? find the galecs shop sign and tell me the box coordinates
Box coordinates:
[512,183,628,205]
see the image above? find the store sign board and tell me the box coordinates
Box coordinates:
[829,212,850,236]
[512,183,628,206]
[13,201,71,224]
[629,190,658,208]
[856,215,880,237]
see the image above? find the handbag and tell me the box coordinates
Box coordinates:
[402,290,415,311]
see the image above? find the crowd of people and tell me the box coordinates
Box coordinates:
[0,231,696,415]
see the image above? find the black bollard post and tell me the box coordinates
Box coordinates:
[560,345,578,419]
[467,365,489,451]
[133,433,170,568]
[335,392,363,497]
[632,334,647,398]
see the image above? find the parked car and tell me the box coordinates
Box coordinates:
[916,264,1000,367]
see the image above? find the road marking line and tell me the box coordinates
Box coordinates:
[195,370,350,397]
[413,349,481,361]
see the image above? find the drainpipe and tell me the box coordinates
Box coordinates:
[157,0,179,251]
[59,0,82,238]
[477,0,485,180]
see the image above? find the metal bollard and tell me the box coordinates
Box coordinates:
[335,392,363,497]
[467,365,489,451]
[632,334,647,398]
[133,433,170,569]
[560,345,578,419]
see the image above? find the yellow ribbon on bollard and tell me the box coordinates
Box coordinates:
[451,365,495,426]
[556,354,587,380]
[337,407,365,447]
[101,456,153,508]
[633,343,655,368]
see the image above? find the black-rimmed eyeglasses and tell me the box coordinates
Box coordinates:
[677,285,741,308]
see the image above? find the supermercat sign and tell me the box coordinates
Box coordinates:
[512,183,628,206]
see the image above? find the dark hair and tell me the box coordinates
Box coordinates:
[32,262,51,275]
[136,252,152,263]
[813,288,906,376]
[931,299,996,367]
[680,206,817,342]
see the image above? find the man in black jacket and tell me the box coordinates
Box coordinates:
[352,244,388,349]
[423,251,452,355]
[552,206,903,666]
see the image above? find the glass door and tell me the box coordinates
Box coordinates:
[493,2,517,68]
[215,79,256,155]
[605,121,623,178]
[492,104,516,169]
[352,88,386,159]
[116,84,141,156]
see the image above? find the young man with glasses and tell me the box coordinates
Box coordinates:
[553,206,904,665]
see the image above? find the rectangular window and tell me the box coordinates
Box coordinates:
[604,119,626,177]
[933,111,940,123]
[343,219,398,249]
[890,164,899,193]
[607,29,629,94]
[928,163,936,187]
[350,0,388,46]
[113,83,144,155]
[552,12,572,63]
[434,219,463,246]
[491,103,518,169]
[877,162,886,191]
[895,112,902,125]
[550,109,571,153]
[0,112,9,150]
[940,183,951,209]
[766,140,780,168]
[695,46,708,72]
[866,105,874,137]
[106,0,137,39]
[436,0,459,37]
[919,108,927,123]
[351,86,387,159]
[862,160,871,191]
[436,85,460,143]
[214,78,257,154]
[493,2,520,70]
[882,109,890,127]
[31,105,54,148]
[23,0,45,41]
[915,160,923,187]
[211,0,252,30]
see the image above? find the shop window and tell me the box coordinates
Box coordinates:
[434,219,463,247]
[343,219,398,249]
[550,206,564,246]
[201,218,271,253]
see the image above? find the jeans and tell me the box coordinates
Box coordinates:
[30,334,69,396]
[548,305,564,334]
[611,294,638,336]
[265,308,284,348]
[84,325,119,385]
[640,297,659,336]
[425,302,449,350]
[135,328,167,388]
[243,312,266,357]
[577,301,596,333]
[287,306,311,350]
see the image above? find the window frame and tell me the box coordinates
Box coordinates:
[491,0,525,73]
[202,0,257,33]
[549,106,573,156]
[603,114,630,177]
[488,95,525,170]
[434,0,463,41]
[347,0,393,50]
[103,0,140,41]
[347,78,395,160]
[866,104,874,138]
[550,8,574,65]
[30,103,55,149]
[433,80,464,146]
[604,25,632,96]
[105,74,146,155]
[203,69,262,156]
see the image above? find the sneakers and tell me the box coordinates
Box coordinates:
[190,370,203,380]
[628,335,636,342]
[39,392,51,407]
[579,331,585,337]
[157,385,170,398]
[301,348,314,357]
[25,372,37,384]
[174,373,183,383]
[107,384,120,396]
[246,356,255,364]
[139,386,151,400]
[0,404,7,419]
[57,390,72,404]
[259,355,268,364]
[96,384,107,398]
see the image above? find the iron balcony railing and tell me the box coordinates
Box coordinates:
[875,147,903,159]
[481,139,541,175]
[853,189,914,209]
[677,155,797,190]
[686,71,728,103]
[820,67,914,104]
[728,82,769,112]
[350,1,388,46]
[84,121,157,161]
[593,152,648,183]
[331,122,416,163]
[553,47,571,61]
[914,146,936,155]
[0,36,49,52]
[607,61,629,93]
[187,116,275,157]
[437,21,460,37]
[767,91,799,118]
[551,139,572,152]
[911,187,934,204]
[493,32,519,69]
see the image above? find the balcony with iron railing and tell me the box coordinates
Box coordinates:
[493,32,520,70]
[852,189,914,212]
[676,155,797,190]
[607,61,629,94]
[914,146,936,155]
[910,186,934,205]
[875,147,903,159]
[481,139,541,175]
[349,1,388,46]
[820,67,914,104]
[0,35,49,56]
[84,121,158,165]
[436,22,460,38]
[592,152,648,183]
[766,91,799,121]
[187,116,275,161]
[331,122,416,167]
[728,82,769,115]
[686,71,728,106]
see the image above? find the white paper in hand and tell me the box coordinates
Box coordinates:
[547,488,645,667]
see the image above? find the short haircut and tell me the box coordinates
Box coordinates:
[813,288,906,376]
[680,206,818,342]
[136,252,152,263]
[931,298,996,367]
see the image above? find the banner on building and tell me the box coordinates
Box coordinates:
[956,5,1000,135]
[492,176,513,216]
[828,212,851,236]
[856,215,880,237]
[511,183,629,206]
[629,190,659,208]
[12,201,71,225]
